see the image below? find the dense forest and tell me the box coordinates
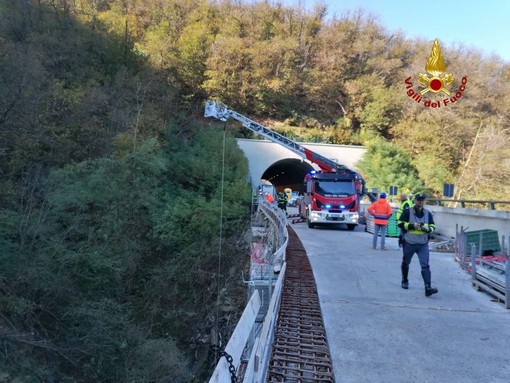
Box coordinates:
[1,0,509,382]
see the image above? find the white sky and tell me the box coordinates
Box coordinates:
[286,0,510,63]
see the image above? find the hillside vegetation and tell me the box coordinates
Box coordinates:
[1,0,509,381]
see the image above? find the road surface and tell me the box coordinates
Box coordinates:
[289,213,510,383]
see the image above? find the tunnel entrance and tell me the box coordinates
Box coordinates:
[261,158,313,193]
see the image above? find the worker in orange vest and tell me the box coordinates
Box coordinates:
[367,192,393,250]
[265,192,274,204]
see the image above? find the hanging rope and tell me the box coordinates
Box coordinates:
[215,122,228,348]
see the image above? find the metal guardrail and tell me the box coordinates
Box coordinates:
[455,227,510,308]
[426,198,510,210]
[470,243,510,309]
[209,198,288,382]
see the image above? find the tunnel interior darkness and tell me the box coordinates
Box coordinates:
[261,158,313,193]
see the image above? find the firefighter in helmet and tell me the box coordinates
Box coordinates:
[277,192,288,213]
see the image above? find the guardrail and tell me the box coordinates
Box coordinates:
[471,250,510,308]
[426,198,510,210]
[455,227,510,308]
[209,199,288,382]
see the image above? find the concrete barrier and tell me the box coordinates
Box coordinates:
[429,205,510,242]
[360,201,510,251]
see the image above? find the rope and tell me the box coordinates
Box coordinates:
[215,123,227,347]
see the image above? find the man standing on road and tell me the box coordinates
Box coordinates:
[367,192,393,250]
[397,193,438,297]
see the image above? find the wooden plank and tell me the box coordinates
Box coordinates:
[475,275,505,292]
[476,268,505,287]
[473,280,506,302]
[479,260,506,272]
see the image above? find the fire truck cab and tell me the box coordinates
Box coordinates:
[299,170,361,230]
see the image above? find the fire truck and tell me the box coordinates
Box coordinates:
[204,100,366,229]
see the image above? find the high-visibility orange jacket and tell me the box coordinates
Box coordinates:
[368,198,393,225]
[265,193,274,203]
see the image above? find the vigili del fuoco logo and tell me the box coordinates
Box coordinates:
[405,39,467,108]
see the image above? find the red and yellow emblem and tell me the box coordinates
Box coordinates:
[418,39,454,95]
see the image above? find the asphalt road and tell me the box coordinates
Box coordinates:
[288,209,510,383]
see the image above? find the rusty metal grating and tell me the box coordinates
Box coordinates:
[267,226,335,382]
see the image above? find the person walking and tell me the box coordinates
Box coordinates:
[367,192,393,250]
[396,193,413,247]
[397,193,438,297]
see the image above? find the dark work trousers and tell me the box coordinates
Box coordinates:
[401,242,432,286]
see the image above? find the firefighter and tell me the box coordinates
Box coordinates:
[397,193,438,297]
[277,192,288,213]
[396,193,413,247]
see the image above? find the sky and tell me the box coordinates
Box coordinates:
[286,0,510,63]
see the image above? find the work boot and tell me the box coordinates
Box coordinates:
[421,269,431,285]
[401,265,409,289]
[425,285,438,297]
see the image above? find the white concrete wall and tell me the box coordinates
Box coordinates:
[236,138,366,189]
[236,139,302,188]
[429,205,510,241]
[361,201,510,249]
[362,201,509,238]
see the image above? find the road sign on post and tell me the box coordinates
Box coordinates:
[443,183,454,197]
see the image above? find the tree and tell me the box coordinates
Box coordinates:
[356,137,424,194]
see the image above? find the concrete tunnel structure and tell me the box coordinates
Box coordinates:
[235,138,367,194]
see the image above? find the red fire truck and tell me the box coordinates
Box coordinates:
[204,100,366,229]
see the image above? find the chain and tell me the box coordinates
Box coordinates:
[212,345,238,383]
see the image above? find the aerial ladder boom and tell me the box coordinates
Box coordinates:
[204,100,349,173]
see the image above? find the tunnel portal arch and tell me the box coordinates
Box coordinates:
[261,158,313,194]
[235,138,366,194]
